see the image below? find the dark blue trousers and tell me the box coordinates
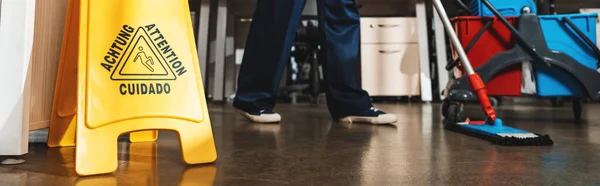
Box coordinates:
[233,0,373,120]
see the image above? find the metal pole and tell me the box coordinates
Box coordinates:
[431,0,475,75]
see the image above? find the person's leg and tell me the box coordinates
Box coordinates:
[232,0,306,123]
[316,0,397,124]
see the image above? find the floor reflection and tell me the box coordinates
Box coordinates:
[35,140,216,186]
[3,103,600,185]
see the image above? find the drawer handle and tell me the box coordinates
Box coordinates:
[378,24,400,28]
[370,24,401,28]
[379,50,401,54]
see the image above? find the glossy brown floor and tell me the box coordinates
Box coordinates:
[2,102,600,185]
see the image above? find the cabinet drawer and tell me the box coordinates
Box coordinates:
[360,44,420,96]
[360,17,418,44]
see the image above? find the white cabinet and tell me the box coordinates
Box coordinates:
[360,17,420,97]
[0,0,36,156]
[360,44,420,96]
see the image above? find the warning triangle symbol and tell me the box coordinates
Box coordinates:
[111,27,176,80]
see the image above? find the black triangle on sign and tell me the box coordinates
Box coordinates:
[111,27,177,81]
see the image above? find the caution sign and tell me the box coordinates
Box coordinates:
[106,25,180,81]
[104,24,182,96]
[47,0,217,176]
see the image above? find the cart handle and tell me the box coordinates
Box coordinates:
[481,0,549,67]
[561,17,600,70]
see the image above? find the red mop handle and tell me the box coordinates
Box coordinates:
[468,74,497,122]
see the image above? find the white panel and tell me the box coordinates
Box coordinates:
[212,0,227,101]
[433,10,449,100]
[224,35,236,98]
[226,36,235,57]
[416,2,432,101]
[0,0,36,155]
[235,49,244,65]
[196,0,211,83]
[361,44,420,96]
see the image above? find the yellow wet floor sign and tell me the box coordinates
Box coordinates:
[48,0,217,176]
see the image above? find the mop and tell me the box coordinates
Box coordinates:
[432,0,553,146]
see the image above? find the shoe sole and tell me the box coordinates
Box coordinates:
[1,158,26,165]
[235,109,281,123]
[338,115,398,125]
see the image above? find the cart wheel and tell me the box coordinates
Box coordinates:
[573,97,583,122]
[444,102,465,128]
[442,99,450,118]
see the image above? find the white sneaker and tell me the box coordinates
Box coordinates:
[1,158,26,165]
[338,107,398,124]
[236,109,281,123]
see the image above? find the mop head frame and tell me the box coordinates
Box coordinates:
[447,118,554,146]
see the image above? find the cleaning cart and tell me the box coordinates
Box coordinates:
[442,0,600,125]
[433,0,600,145]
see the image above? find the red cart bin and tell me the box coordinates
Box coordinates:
[450,16,522,96]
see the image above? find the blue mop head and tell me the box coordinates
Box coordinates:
[451,118,554,146]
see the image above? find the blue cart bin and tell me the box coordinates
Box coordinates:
[471,0,537,16]
[535,13,598,97]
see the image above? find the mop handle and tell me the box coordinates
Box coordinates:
[431,0,475,75]
[431,0,498,122]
